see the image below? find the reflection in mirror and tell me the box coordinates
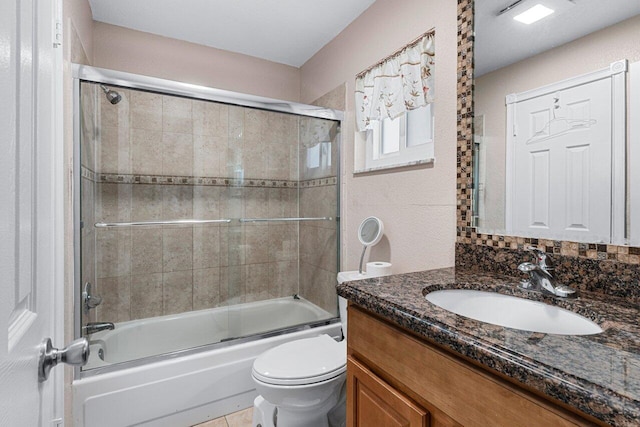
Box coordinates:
[473,0,640,245]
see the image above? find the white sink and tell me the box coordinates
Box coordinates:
[425,289,603,335]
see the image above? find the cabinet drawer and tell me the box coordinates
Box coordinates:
[348,356,429,427]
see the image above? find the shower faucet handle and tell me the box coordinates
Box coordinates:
[83,282,103,313]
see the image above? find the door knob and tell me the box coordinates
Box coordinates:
[38,337,89,382]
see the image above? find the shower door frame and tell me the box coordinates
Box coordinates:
[72,64,344,379]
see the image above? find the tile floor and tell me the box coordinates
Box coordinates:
[192,407,253,427]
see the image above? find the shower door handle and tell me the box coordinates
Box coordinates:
[38,337,89,382]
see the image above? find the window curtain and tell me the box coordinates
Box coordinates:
[355,30,435,132]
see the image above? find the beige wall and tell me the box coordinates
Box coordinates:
[300,0,458,274]
[476,15,640,233]
[92,22,301,102]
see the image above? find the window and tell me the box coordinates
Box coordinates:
[364,104,434,170]
[353,29,435,173]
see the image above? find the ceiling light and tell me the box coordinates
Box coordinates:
[513,4,555,24]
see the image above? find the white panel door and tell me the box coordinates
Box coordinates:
[0,0,63,425]
[510,78,612,242]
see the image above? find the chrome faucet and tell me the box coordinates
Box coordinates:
[517,247,576,297]
[83,322,115,335]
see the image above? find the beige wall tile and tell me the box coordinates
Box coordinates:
[162,227,193,272]
[268,261,298,298]
[193,186,225,221]
[193,100,228,137]
[300,224,337,271]
[220,266,246,306]
[81,178,95,235]
[131,228,163,274]
[266,142,291,181]
[228,106,244,140]
[245,226,269,264]
[162,132,194,176]
[131,91,162,130]
[220,227,245,266]
[131,184,163,221]
[193,267,221,310]
[299,262,337,315]
[96,229,131,279]
[243,109,266,141]
[242,141,267,179]
[268,224,298,262]
[130,273,163,320]
[97,276,131,322]
[163,95,192,134]
[267,188,298,219]
[245,263,270,302]
[130,128,163,175]
[225,141,244,178]
[99,125,131,174]
[225,190,244,219]
[243,188,268,219]
[162,185,194,220]
[80,83,97,169]
[193,135,227,177]
[163,270,193,315]
[96,183,132,223]
[193,226,221,269]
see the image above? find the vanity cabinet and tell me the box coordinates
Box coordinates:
[346,305,604,427]
[347,357,429,427]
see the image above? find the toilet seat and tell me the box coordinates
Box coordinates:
[252,334,346,386]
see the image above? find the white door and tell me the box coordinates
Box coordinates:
[0,0,64,425]
[508,78,613,242]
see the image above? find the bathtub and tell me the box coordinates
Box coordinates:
[73,297,341,427]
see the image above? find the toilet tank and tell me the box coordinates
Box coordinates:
[337,270,391,340]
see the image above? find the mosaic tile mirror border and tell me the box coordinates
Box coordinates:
[455,0,640,266]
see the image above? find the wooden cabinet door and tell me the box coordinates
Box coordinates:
[347,357,429,427]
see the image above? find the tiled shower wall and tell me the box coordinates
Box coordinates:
[298,85,345,313]
[80,82,339,323]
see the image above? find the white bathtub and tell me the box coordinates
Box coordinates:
[73,297,341,427]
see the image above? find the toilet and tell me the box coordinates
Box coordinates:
[251,271,372,427]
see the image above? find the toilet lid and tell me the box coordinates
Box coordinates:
[252,335,346,386]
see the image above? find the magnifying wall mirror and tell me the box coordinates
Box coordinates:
[358,216,384,274]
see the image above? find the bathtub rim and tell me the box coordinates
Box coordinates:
[77,316,341,379]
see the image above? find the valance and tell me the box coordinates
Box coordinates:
[355,30,435,132]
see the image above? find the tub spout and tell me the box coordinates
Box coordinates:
[83,322,115,335]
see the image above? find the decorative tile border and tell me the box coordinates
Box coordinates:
[299,177,338,188]
[81,166,96,182]
[93,172,339,190]
[456,0,475,240]
[97,173,299,189]
[454,0,640,266]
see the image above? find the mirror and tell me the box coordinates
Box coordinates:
[357,216,384,273]
[358,216,384,246]
[473,0,640,245]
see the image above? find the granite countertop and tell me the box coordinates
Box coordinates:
[337,267,640,426]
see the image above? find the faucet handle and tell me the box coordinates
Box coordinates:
[526,246,554,270]
[518,262,538,273]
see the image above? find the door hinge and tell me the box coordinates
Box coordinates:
[53,20,62,48]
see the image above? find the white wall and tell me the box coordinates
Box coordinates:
[300,0,458,274]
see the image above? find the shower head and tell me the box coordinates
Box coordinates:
[99,84,122,105]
